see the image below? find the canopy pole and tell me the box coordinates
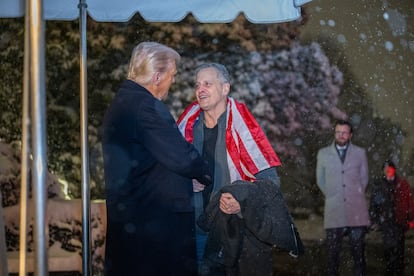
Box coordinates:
[0,194,7,276]
[18,0,32,275]
[29,0,48,275]
[79,0,91,275]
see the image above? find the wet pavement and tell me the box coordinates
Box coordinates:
[273,217,414,275]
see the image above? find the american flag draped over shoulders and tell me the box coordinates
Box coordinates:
[177,97,281,182]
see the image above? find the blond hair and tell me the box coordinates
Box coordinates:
[127,42,180,85]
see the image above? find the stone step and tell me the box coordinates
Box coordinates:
[7,243,82,274]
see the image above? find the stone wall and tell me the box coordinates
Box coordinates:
[4,199,106,274]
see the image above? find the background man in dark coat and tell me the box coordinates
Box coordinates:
[102,42,211,276]
[370,160,414,276]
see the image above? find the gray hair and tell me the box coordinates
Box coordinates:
[127,41,180,85]
[195,63,231,84]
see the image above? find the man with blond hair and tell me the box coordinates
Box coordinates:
[102,42,211,276]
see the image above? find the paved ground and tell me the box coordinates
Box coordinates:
[273,216,414,275]
[11,215,413,275]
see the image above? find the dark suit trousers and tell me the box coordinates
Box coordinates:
[326,226,367,276]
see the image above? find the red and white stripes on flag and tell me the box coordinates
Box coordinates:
[177,97,281,182]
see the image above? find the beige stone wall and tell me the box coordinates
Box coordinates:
[3,199,106,274]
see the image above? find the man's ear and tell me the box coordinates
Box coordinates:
[153,72,161,84]
[223,83,230,96]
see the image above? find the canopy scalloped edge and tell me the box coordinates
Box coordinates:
[0,0,311,23]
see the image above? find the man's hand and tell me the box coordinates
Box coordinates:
[193,179,205,192]
[219,192,241,214]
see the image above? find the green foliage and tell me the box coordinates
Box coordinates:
[0,19,24,143]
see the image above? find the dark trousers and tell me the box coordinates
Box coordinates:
[326,226,367,276]
[383,225,405,276]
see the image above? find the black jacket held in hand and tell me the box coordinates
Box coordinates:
[198,179,304,275]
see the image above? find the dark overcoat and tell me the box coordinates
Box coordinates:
[198,179,304,276]
[102,80,211,276]
[370,176,414,232]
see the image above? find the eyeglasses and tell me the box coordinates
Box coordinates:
[335,131,350,135]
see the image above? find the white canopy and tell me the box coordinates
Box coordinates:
[0,0,311,23]
[0,0,311,275]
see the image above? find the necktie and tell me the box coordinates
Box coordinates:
[338,148,345,161]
